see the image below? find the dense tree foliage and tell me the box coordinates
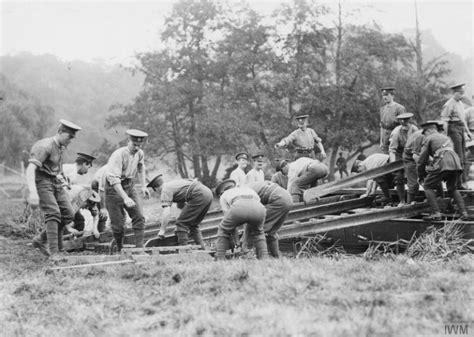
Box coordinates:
[2,1,467,181]
[113,0,455,184]
[0,75,54,167]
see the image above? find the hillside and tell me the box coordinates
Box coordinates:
[401,29,473,95]
[0,53,144,161]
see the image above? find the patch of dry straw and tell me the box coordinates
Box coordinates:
[405,220,473,261]
[295,234,346,259]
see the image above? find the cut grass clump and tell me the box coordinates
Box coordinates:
[405,221,473,261]
[295,234,346,259]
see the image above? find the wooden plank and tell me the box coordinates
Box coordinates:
[122,245,201,253]
[303,160,404,202]
[48,259,136,271]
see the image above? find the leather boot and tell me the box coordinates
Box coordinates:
[241,225,254,252]
[452,190,467,216]
[190,227,206,250]
[215,236,230,261]
[396,184,406,205]
[176,231,189,246]
[424,188,441,215]
[134,229,145,248]
[113,233,123,252]
[254,235,269,260]
[57,225,64,252]
[45,221,59,255]
[266,236,280,258]
[407,193,415,204]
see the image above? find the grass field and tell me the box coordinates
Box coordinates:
[1,200,473,336]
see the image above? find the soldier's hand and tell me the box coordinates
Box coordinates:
[320,152,327,160]
[99,209,108,220]
[28,192,40,209]
[67,227,81,236]
[142,187,150,200]
[124,197,136,208]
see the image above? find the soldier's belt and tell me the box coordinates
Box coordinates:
[296,148,314,154]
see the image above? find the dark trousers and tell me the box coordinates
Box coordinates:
[36,176,75,225]
[423,170,466,214]
[448,123,466,183]
[175,183,213,233]
[35,175,75,253]
[263,188,292,239]
[404,160,419,201]
[105,180,145,236]
[290,161,328,202]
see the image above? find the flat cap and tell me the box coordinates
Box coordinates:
[126,129,148,140]
[215,179,236,197]
[76,152,96,163]
[295,114,309,120]
[59,119,82,132]
[88,190,101,203]
[235,152,249,161]
[380,87,395,95]
[397,112,414,119]
[146,174,163,189]
[449,83,465,92]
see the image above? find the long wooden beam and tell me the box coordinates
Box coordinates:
[303,160,404,203]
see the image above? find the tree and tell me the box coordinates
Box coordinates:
[0,75,54,168]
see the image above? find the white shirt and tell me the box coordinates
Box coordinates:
[62,163,78,185]
[287,157,314,192]
[246,168,264,184]
[219,187,260,213]
[94,165,109,192]
[230,167,247,187]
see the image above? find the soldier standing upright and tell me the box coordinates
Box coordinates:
[275,114,326,160]
[105,129,150,251]
[440,83,472,189]
[388,112,418,205]
[246,154,265,184]
[379,87,406,154]
[229,152,249,187]
[27,119,82,258]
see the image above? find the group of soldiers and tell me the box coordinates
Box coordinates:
[26,82,473,261]
[361,84,473,220]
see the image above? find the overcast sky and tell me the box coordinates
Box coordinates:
[0,0,472,65]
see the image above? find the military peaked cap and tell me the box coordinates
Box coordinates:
[380,87,395,95]
[295,114,309,120]
[146,174,164,189]
[126,129,148,141]
[215,179,236,197]
[235,152,249,161]
[449,83,465,92]
[397,112,414,119]
[76,152,96,163]
[59,119,82,132]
